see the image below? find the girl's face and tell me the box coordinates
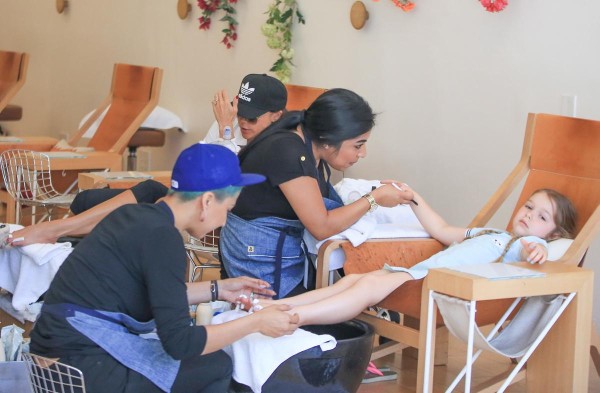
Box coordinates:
[323,131,371,171]
[512,191,558,239]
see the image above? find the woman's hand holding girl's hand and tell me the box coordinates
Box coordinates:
[520,239,548,264]
[373,180,415,207]
[253,305,300,337]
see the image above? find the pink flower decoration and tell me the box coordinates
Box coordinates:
[480,0,508,13]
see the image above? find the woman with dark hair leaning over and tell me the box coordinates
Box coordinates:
[220,88,414,298]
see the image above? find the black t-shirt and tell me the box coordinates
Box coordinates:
[232,126,328,220]
[30,202,207,361]
[70,179,169,215]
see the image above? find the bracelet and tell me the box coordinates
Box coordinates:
[210,280,218,302]
[362,192,378,213]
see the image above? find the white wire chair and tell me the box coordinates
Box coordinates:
[22,352,86,393]
[185,228,221,282]
[0,149,75,224]
[430,292,575,393]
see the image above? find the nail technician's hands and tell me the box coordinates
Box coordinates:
[220,277,276,303]
[375,180,416,207]
[254,304,300,337]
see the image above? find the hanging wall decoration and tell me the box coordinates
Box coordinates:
[372,0,415,13]
[197,0,240,49]
[479,0,508,13]
[262,0,305,83]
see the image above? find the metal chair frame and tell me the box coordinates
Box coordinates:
[0,149,75,224]
[185,229,221,282]
[22,352,86,393]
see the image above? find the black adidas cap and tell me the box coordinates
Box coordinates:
[237,74,287,119]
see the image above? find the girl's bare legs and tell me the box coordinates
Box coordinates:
[9,190,138,246]
[252,271,389,310]
[290,271,413,326]
[270,272,376,307]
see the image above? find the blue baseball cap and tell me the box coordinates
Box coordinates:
[171,143,265,192]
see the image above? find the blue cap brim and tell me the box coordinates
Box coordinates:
[234,173,266,187]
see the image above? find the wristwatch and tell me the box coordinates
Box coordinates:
[223,126,233,140]
[362,192,378,213]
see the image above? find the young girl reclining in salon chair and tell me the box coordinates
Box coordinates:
[239,187,576,326]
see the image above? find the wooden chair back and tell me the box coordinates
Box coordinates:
[284,84,326,111]
[0,50,29,113]
[69,63,162,154]
[473,113,600,265]
[340,113,600,326]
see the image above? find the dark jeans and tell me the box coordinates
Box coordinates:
[60,350,232,393]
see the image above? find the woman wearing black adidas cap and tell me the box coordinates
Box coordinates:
[220,88,415,299]
[203,73,287,150]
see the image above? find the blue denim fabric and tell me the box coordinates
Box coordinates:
[220,213,305,299]
[325,182,343,208]
[221,184,343,299]
[42,304,180,392]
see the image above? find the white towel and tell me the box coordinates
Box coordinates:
[0,224,72,310]
[81,105,187,138]
[333,178,380,202]
[212,310,337,393]
[302,179,430,273]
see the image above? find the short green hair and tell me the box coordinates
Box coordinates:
[168,185,242,202]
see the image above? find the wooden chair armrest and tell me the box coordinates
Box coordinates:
[342,238,445,275]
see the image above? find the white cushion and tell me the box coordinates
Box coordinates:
[547,238,574,261]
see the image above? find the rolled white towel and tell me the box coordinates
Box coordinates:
[212,310,336,393]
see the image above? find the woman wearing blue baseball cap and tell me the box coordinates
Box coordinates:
[220,88,415,299]
[29,144,300,393]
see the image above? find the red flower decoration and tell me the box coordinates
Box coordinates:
[392,0,415,12]
[480,0,508,13]
[198,16,211,30]
[373,0,415,12]
[197,0,239,48]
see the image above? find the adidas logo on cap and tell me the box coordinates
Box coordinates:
[239,82,255,102]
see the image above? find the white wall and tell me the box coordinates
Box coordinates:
[1,0,599,326]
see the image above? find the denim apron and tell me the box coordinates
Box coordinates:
[221,126,343,299]
[42,303,180,393]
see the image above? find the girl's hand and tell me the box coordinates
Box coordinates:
[219,277,276,303]
[521,239,548,264]
[374,180,415,207]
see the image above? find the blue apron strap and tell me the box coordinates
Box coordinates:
[272,226,303,299]
[273,230,287,300]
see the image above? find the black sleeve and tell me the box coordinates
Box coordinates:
[130,180,169,203]
[140,225,208,359]
[70,189,126,214]
[262,134,315,187]
[70,180,168,215]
